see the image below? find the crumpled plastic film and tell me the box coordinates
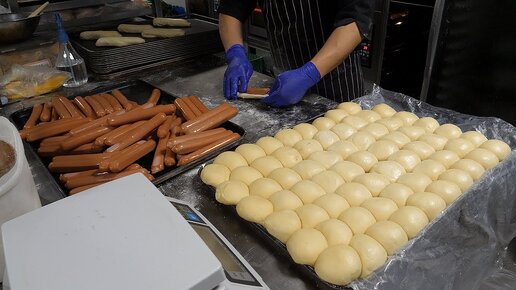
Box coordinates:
[348,85,516,290]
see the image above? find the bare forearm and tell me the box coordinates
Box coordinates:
[311,22,363,77]
[219,14,244,51]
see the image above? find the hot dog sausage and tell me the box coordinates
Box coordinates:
[174,98,196,120]
[26,118,90,142]
[183,97,202,117]
[69,183,104,195]
[67,142,105,155]
[85,95,106,117]
[185,106,238,134]
[40,135,70,146]
[49,152,113,172]
[108,139,156,173]
[61,163,143,184]
[40,102,52,122]
[146,89,161,106]
[167,128,227,147]
[188,96,209,113]
[52,98,72,119]
[107,104,175,126]
[95,94,114,114]
[152,133,169,174]
[172,130,233,154]
[180,103,237,133]
[102,93,123,111]
[107,113,167,152]
[65,168,151,189]
[73,96,95,119]
[69,109,126,136]
[178,133,240,166]
[111,89,133,111]
[246,87,270,95]
[61,126,113,150]
[164,148,175,167]
[24,104,43,129]
[51,107,59,121]
[59,97,83,118]
[95,124,129,146]
[157,116,176,138]
[104,121,145,146]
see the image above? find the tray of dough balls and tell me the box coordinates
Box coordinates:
[199,88,515,289]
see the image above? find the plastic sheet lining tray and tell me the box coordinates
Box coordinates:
[71,18,223,75]
[9,80,245,196]
[197,85,516,290]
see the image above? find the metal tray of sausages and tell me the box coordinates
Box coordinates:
[9,80,245,196]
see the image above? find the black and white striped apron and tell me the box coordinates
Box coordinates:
[260,0,364,102]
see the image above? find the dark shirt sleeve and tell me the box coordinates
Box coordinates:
[334,0,374,40]
[217,0,257,22]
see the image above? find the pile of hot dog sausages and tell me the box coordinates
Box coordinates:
[19,88,240,195]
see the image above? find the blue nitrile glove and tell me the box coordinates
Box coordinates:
[224,44,253,100]
[262,62,321,107]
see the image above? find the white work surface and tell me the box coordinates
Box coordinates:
[1,173,225,290]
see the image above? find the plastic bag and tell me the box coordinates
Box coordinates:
[0,64,70,100]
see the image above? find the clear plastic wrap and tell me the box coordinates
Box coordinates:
[349,85,516,290]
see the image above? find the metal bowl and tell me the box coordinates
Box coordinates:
[0,12,41,44]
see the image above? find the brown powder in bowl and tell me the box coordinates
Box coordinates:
[0,140,15,178]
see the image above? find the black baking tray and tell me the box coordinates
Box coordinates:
[9,80,245,196]
[197,163,351,290]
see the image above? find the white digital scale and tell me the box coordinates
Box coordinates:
[1,174,268,290]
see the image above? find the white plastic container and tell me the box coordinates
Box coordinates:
[0,116,41,282]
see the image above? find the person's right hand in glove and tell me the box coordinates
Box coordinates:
[223,44,253,100]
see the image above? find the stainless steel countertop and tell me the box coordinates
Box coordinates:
[0,58,336,289]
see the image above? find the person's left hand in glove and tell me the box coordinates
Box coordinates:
[262,61,321,107]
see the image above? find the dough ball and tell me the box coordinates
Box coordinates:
[314,245,362,286]
[371,161,406,182]
[380,131,411,148]
[376,117,404,132]
[480,139,511,161]
[330,160,365,182]
[324,109,349,122]
[406,192,446,220]
[331,123,357,140]
[388,206,429,239]
[264,209,302,243]
[256,136,284,154]
[349,234,388,278]
[393,111,419,126]
[290,180,326,204]
[235,144,266,164]
[201,164,230,186]
[398,126,426,141]
[402,141,436,160]
[308,151,343,169]
[236,195,273,224]
[275,129,303,147]
[215,180,249,205]
[314,130,340,149]
[316,219,353,246]
[368,140,399,161]
[355,110,382,123]
[328,140,359,159]
[361,197,399,221]
[388,150,421,171]
[444,138,475,158]
[396,173,433,193]
[342,115,369,129]
[336,183,373,206]
[425,180,462,205]
[294,139,324,159]
[412,160,446,180]
[296,204,330,228]
[269,167,302,189]
[361,123,389,139]
[312,170,345,193]
[250,156,283,176]
[214,151,248,170]
[287,228,328,265]
[347,150,379,172]
[429,150,461,168]
[413,117,440,133]
[461,131,488,147]
[312,117,337,131]
[366,221,408,255]
[314,193,350,218]
[434,123,462,139]
[272,147,303,168]
[418,133,448,150]
[464,148,499,169]
[451,159,485,180]
[249,178,283,198]
[337,102,362,114]
[269,190,304,211]
[438,169,473,192]
[348,131,376,151]
[229,166,263,185]
[379,183,414,208]
[291,160,326,179]
[338,207,376,234]
[372,103,397,118]
[353,173,391,197]
[293,123,319,139]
